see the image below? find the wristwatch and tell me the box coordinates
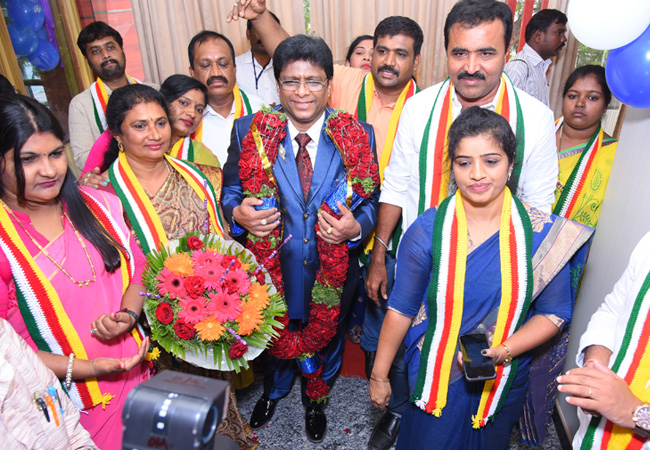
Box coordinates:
[633,404,650,438]
[119,308,140,333]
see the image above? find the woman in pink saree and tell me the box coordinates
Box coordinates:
[0,95,149,450]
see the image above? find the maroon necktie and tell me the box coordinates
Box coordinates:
[295,133,313,201]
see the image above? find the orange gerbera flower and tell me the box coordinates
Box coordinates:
[164,253,194,277]
[248,282,270,310]
[194,317,225,341]
[237,301,264,335]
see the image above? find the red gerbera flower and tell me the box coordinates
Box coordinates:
[207,291,242,323]
[195,263,225,290]
[178,298,208,324]
[156,267,187,299]
[223,267,251,295]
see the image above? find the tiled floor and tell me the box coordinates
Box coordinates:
[234,372,564,449]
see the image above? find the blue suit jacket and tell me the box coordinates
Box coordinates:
[222,107,379,321]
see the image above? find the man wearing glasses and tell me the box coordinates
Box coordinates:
[222,34,379,443]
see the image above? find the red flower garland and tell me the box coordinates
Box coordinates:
[239,108,379,402]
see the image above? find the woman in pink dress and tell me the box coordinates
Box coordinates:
[0,95,149,450]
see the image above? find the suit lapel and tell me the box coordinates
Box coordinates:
[308,113,338,205]
[275,127,304,203]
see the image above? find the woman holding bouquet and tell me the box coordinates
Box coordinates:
[0,94,149,450]
[369,107,592,449]
[99,83,256,449]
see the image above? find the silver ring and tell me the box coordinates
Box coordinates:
[233,2,239,5]
[588,387,593,398]
[90,328,98,334]
[261,218,267,225]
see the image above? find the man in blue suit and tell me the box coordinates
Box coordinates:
[222,34,379,443]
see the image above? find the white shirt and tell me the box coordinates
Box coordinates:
[380,79,558,233]
[504,43,553,107]
[201,92,264,165]
[235,50,280,106]
[573,231,650,449]
[286,113,325,164]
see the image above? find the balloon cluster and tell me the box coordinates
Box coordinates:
[568,0,650,108]
[7,0,60,71]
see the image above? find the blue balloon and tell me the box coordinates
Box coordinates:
[606,23,650,108]
[28,39,60,71]
[7,0,45,32]
[7,24,38,56]
[36,26,48,41]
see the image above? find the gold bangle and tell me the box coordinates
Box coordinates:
[500,343,513,366]
[369,375,390,383]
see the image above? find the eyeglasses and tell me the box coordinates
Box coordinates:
[278,79,329,92]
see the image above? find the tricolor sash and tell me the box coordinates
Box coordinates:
[581,269,650,449]
[0,193,140,410]
[418,75,525,213]
[553,118,617,227]
[191,83,253,142]
[90,74,140,133]
[412,188,533,427]
[168,136,195,161]
[357,74,418,257]
[108,153,225,255]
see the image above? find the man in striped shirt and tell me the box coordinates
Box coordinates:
[504,9,567,108]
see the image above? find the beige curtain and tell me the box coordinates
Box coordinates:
[309,0,459,89]
[131,0,306,84]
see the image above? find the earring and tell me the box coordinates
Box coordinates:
[508,171,512,181]
[118,141,124,152]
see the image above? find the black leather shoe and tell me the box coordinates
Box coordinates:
[305,405,327,443]
[368,411,400,450]
[365,350,376,379]
[250,394,278,429]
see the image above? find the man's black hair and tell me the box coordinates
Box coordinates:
[77,21,123,58]
[444,0,513,51]
[188,31,236,69]
[373,16,424,56]
[525,9,567,42]
[273,35,333,81]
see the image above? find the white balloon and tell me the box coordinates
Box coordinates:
[568,0,650,50]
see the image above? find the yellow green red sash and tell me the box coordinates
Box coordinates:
[412,188,533,427]
[0,192,138,410]
[108,153,225,255]
[418,76,525,212]
[168,136,195,161]
[553,118,617,227]
[190,83,253,142]
[90,74,139,133]
[581,268,650,449]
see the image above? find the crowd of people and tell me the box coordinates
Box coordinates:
[0,0,647,449]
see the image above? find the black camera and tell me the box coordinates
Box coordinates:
[122,371,235,450]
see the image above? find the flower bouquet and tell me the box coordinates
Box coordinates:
[142,233,286,372]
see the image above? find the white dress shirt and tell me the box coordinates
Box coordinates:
[380,79,558,234]
[504,43,553,107]
[201,91,264,166]
[286,112,325,164]
[235,50,280,106]
[573,231,650,449]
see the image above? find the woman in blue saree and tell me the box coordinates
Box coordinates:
[369,107,592,449]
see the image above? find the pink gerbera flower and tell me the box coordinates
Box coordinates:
[156,267,187,299]
[195,263,225,290]
[178,298,208,324]
[207,291,242,322]
[191,249,224,267]
[223,267,251,295]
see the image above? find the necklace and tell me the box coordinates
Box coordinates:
[4,203,96,287]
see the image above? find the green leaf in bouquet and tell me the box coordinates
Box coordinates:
[311,283,341,307]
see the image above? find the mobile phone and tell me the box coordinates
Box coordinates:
[459,333,497,382]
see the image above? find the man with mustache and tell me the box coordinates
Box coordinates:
[68,21,156,170]
[504,9,567,107]
[188,31,263,165]
[226,4,421,449]
[234,12,281,106]
[369,0,558,442]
